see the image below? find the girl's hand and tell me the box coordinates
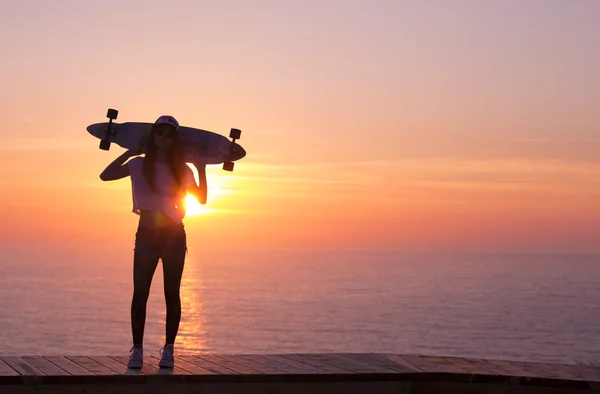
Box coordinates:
[128,142,145,157]
[188,159,207,204]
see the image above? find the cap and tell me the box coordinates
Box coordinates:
[154,115,180,131]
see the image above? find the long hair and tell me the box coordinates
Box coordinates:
[142,125,187,195]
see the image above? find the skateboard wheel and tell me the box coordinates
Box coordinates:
[99,139,111,151]
[106,108,118,120]
[229,128,241,140]
[223,161,234,171]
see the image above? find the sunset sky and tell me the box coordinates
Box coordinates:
[1,0,599,255]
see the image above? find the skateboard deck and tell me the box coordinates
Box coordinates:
[87,121,246,168]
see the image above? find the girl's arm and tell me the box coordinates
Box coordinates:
[188,162,208,204]
[100,149,139,181]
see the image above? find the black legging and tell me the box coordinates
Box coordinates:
[131,223,187,347]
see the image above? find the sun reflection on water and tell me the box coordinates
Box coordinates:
[174,255,209,354]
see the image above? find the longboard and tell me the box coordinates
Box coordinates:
[87,109,246,171]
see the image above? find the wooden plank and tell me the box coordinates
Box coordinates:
[147,356,194,375]
[471,359,503,375]
[547,363,600,382]
[302,353,375,374]
[257,354,328,374]
[0,358,19,376]
[221,355,288,374]
[197,354,262,374]
[281,354,355,374]
[481,358,526,373]
[505,360,558,379]
[235,354,313,374]
[109,355,171,376]
[312,353,398,374]
[485,359,556,379]
[177,355,240,374]
[282,354,350,374]
[524,361,582,380]
[544,363,600,381]
[87,356,130,374]
[385,354,425,372]
[154,356,216,375]
[0,357,44,376]
[398,355,450,373]
[460,358,498,375]
[44,356,94,376]
[108,354,194,376]
[536,361,600,381]
[66,356,119,375]
[108,355,150,375]
[419,356,470,374]
[442,356,496,375]
[489,359,573,380]
[21,356,69,376]
[469,359,522,377]
[1,352,597,386]
[340,353,415,373]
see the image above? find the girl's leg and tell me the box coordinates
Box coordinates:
[161,227,187,345]
[131,231,160,347]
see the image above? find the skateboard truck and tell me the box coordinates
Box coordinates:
[99,108,118,151]
[223,128,241,171]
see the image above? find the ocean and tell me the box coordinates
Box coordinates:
[1,246,598,365]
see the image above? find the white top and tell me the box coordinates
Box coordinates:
[127,157,196,222]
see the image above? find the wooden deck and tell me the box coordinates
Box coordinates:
[1,353,599,393]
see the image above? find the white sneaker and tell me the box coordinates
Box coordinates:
[128,346,143,369]
[158,344,174,368]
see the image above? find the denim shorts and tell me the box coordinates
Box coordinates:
[134,223,187,261]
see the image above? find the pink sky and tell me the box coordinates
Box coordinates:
[1,0,599,254]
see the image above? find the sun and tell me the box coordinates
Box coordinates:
[185,194,208,216]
